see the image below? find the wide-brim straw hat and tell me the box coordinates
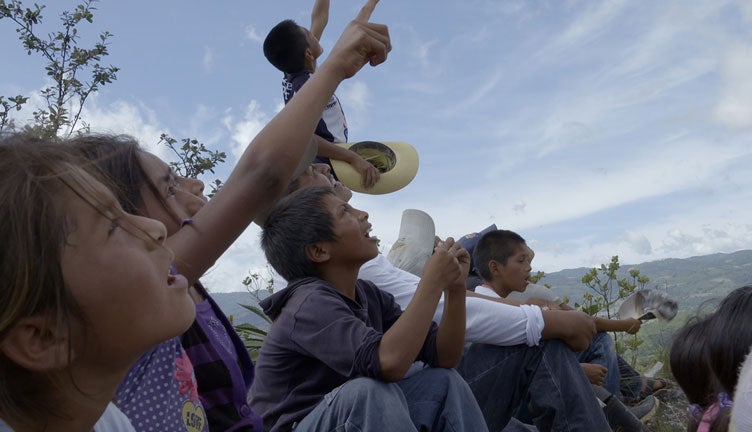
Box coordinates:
[330,141,419,195]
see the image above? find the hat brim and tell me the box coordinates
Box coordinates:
[330,141,419,195]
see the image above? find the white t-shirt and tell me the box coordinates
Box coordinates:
[359,254,545,347]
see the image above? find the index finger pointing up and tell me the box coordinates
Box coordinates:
[354,0,379,23]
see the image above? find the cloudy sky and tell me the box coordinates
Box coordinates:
[3,0,752,292]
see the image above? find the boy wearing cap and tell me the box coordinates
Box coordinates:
[250,186,488,432]
[264,0,380,189]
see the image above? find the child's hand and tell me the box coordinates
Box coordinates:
[320,0,391,81]
[443,237,470,293]
[624,317,641,334]
[581,363,608,386]
[350,155,380,189]
[421,239,461,295]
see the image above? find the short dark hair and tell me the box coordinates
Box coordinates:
[261,186,336,281]
[263,19,308,74]
[472,229,526,282]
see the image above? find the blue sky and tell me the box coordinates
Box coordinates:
[3,0,752,292]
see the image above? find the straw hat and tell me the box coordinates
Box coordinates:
[330,141,419,195]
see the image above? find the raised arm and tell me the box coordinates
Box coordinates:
[310,0,330,40]
[378,241,462,381]
[168,0,390,284]
[434,239,469,367]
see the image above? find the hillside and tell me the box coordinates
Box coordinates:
[540,249,752,312]
[213,250,752,328]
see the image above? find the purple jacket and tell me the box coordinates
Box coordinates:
[249,277,439,432]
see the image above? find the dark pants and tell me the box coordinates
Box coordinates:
[457,340,612,432]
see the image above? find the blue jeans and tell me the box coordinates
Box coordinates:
[295,368,489,432]
[576,332,621,398]
[457,340,611,432]
[617,356,643,403]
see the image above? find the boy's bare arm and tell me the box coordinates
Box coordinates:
[594,317,641,334]
[540,309,596,352]
[435,239,469,368]
[313,135,380,188]
[378,241,460,381]
[310,0,330,40]
[167,0,389,284]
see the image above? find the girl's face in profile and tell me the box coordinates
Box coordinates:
[137,152,208,236]
[61,173,195,367]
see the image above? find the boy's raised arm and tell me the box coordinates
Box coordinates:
[378,241,462,381]
[310,0,330,40]
[167,0,390,284]
[434,239,469,367]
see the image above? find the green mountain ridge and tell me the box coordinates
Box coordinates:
[212,249,752,328]
[539,249,752,312]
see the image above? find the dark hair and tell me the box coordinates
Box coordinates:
[707,286,752,395]
[670,316,716,406]
[472,229,526,282]
[261,186,336,281]
[263,19,308,74]
[670,315,731,432]
[0,133,91,426]
[67,134,181,227]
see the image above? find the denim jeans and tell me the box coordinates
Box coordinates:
[457,340,612,432]
[617,355,643,403]
[295,368,489,432]
[576,332,621,398]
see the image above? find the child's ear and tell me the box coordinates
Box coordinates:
[488,260,501,278]
[0,315,71,371]
[305,242,331,264]
[304,48,315,67]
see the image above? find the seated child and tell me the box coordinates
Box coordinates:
[0,136,195,431]
[268,164,613,431]
[471,228,649,431]
[250,186,488,432]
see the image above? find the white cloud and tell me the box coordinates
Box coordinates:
[714,44,752,129]
[244,25,263,43]
[223,100,271,162]
[203,46,214,72]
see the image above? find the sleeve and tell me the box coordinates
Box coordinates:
[458,297,544,347]
[370,282,440,366]
[359,255,424,313]
[286,288,384,379]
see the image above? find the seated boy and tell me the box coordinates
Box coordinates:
[249,186,488,432]
[472,229,653,430]
[266,164,612,431]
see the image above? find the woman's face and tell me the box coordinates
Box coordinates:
[137,152,208,235]
[61,174,195,368]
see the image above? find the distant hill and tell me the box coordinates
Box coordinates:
[211,290,272,329]
[213,250,752,328]
[540,249,752,312]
